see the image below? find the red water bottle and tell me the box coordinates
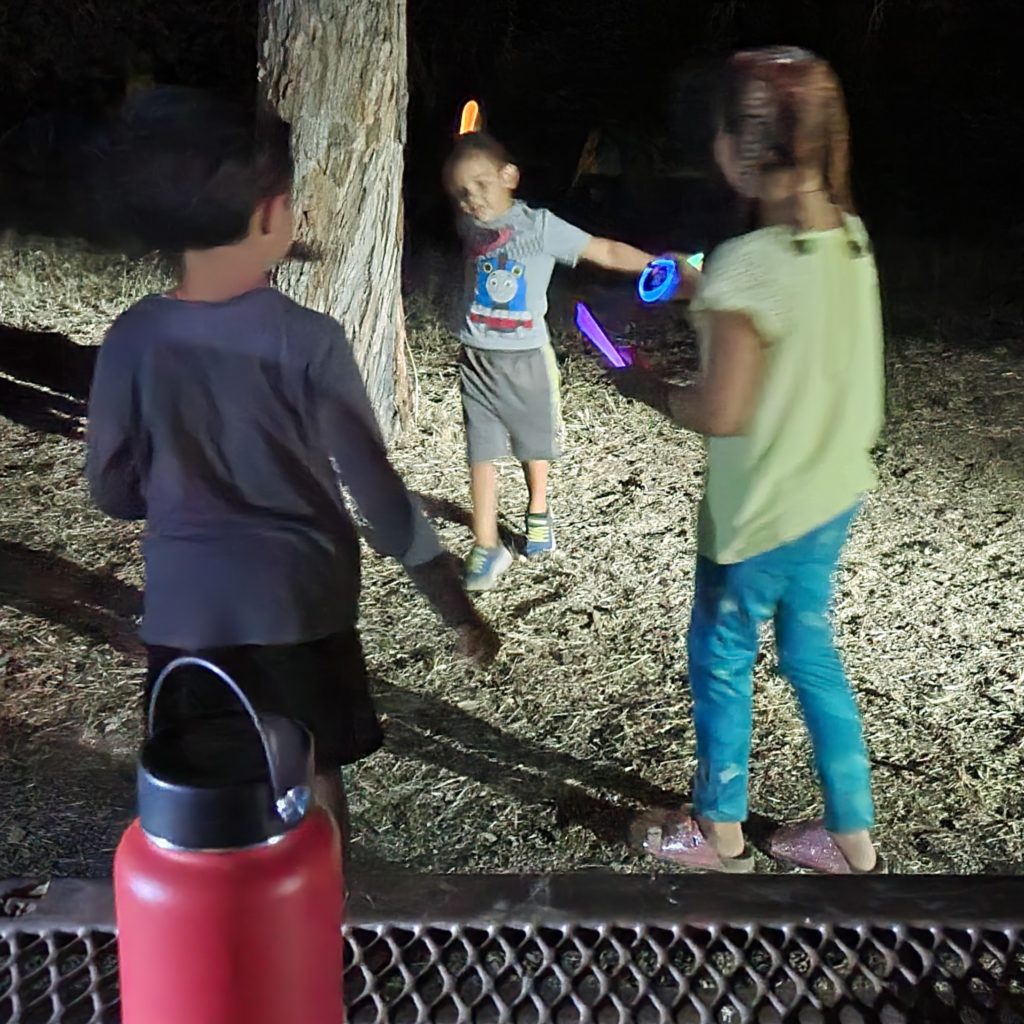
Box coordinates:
[114,657,344,1024]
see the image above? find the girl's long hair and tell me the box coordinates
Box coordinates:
[713,47,856,240]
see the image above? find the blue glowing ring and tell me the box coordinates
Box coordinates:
[637,257,680,304]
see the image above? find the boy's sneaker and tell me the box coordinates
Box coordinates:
[524,511,556,558]
[464,544,513,591]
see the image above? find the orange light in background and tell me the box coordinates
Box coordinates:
[459,100,482,135]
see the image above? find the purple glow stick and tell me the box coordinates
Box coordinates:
[575,302,630,368]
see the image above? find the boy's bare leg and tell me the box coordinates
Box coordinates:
[523,460,549,514]
[470,462,500,548]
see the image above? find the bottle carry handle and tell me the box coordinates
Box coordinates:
[148,656,311,826]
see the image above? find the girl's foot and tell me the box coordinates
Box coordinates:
[629,807,755,873]
[464,544,513,591]
[697,817,746,860]
[770,820,885,874]
[830,828,878,872]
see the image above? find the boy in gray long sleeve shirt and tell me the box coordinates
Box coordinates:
[87,87,498,839]
[88,289,444,649]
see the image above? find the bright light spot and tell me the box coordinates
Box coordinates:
[459,100,482,135]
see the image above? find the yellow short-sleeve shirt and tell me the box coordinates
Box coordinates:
[688,217,885,564]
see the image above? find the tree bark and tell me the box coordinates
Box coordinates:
[258,0,410,439]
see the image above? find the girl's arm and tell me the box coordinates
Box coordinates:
[614,311,764,437]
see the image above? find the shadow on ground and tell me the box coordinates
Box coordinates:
[0,539,141,657]
[0,324,95,438]
[376,677,780,855]
[0,717,135,878]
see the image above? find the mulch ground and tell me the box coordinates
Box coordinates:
[1,239,1022,879]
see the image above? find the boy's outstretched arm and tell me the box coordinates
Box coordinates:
[312,321,499,664]
[581,240,703,301]
[85,331,147,520]
[580,238,655,275]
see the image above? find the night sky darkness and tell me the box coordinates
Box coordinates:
[0,1,1020,263]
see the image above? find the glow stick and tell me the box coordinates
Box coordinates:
[459,101,482,135]
[575,302,629,368]
[637,252,704,304]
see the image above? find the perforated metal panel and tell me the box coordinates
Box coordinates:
[1,929,119,1024]
[4,875,1024,1023]
[342,920,1024,1023]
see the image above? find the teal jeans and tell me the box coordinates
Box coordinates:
[687,505,874,833]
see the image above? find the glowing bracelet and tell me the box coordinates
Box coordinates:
[637,252,704,304]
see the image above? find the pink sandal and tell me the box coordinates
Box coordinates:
[629,807,755,873]
[770,819,886,874]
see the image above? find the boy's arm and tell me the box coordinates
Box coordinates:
[311,322,497,655]
[85,333,147,520]
[582,239,703,300]
[541,212,655,276]
[580,237,654,275]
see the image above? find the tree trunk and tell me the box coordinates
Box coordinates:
[258,0,410,439]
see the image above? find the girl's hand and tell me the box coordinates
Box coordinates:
[609,363,671,415]
[616,345,652,372]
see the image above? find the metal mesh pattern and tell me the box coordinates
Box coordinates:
[4,919,1024,1023]
[343,922,1024,1024]
[1,929,119,1024]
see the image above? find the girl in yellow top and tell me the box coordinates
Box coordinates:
[614,47,884,874]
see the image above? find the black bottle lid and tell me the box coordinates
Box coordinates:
[137,657,314,851]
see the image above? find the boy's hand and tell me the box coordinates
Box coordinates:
[670,252,702,302]
[457,618,501,666]
[407,553,501,664]
[407,552,475,625]
[615,345,652,371]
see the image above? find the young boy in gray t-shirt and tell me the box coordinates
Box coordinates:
[445,132,654,590]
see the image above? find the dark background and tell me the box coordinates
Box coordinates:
[0,1,1020,311]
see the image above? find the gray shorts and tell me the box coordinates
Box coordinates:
[458,344,563,464]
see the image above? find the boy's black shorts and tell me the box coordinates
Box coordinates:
[144,630,384,772]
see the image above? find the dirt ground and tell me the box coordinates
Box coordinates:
[1,239,1022,880]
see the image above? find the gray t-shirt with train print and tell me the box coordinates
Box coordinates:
[457,201,592,352]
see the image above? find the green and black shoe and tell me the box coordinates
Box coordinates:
[524,511,556,558]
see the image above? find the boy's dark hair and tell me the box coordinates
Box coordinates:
[96,86,292,253]
[443,131,515,186]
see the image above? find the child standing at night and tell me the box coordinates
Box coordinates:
[613,48,885,873]
[86,88,499,848]
[444,133,656,590]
